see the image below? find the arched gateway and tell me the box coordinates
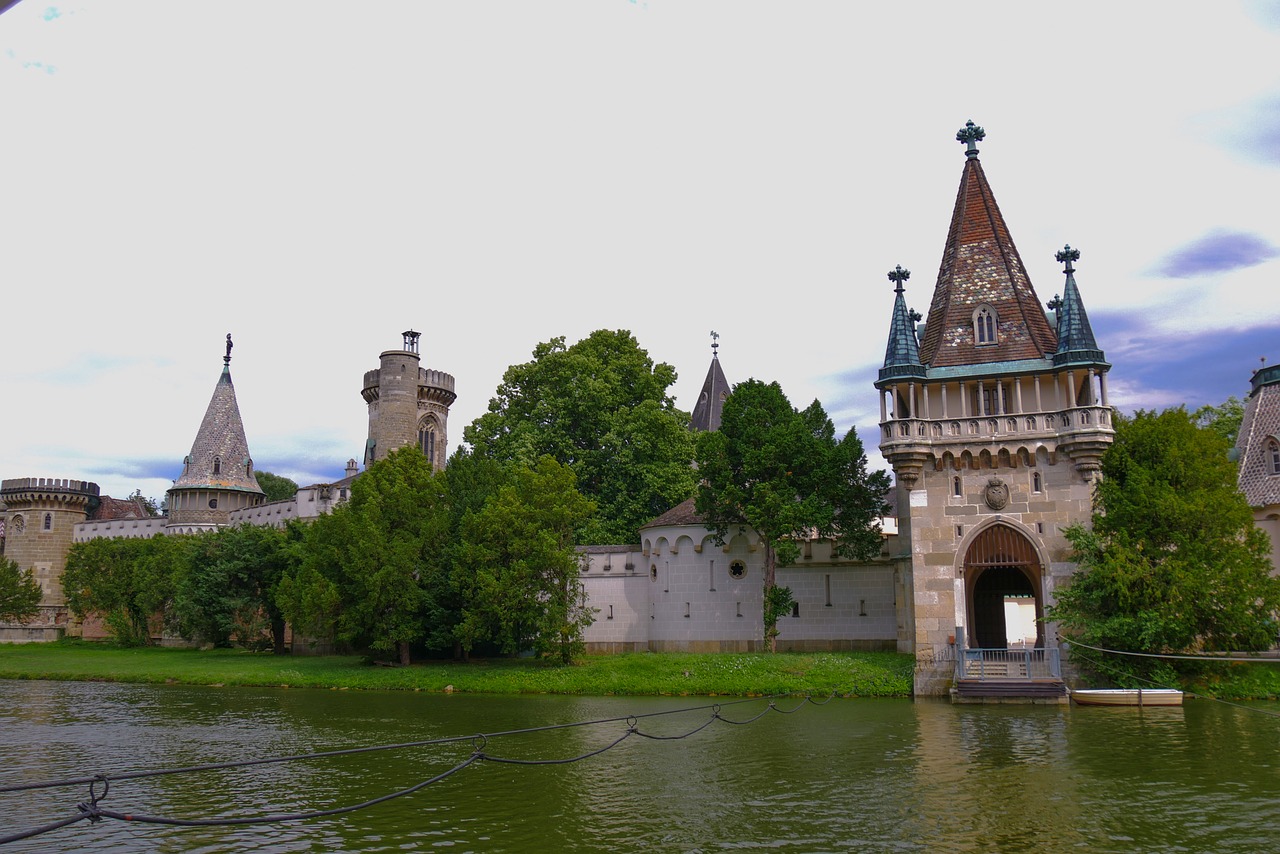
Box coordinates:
[962,524,1044,650]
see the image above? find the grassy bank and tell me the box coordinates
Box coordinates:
[0,640,913,697]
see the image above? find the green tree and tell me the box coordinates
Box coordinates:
[63,536,175,645]
[1193,395,1245,448]
[1050,408,1280,683]
[171,524,293,652]
[255,470,299,503]
[452,457,595,662]
[0,557,42,623]
[464,329,696,544]
[279,447,451,664]
[695,379,891,651]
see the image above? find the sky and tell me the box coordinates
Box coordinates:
[3,1,1280,503]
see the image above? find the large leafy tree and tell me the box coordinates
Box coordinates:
[63,536,178,645]
[170,524,293,652]
[278,447,452,664]
[464,329,696,544]
[0,557,42,623]
[254,471,300,503]
[452,456,595,662]
[1193,395,1245,448]
[1050,407,1280,683]
[695,379,891,651]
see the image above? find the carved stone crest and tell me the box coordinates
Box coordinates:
[984,477,1009,511]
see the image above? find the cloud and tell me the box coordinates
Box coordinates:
[1151,231,1279,278]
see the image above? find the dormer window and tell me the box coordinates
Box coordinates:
[1269,438,1280,475]
[973,305,998,346]
[212,457,221,475]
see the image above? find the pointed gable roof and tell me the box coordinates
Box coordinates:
[172,339,263,495]
[918,122,1058,368]
[690,336,730,432]
[1236,363,1280,510]
[879,265,927,382]
[1049,245,1107,368]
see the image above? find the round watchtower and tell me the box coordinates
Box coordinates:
[0,477,100,637]
[362,331,457,472]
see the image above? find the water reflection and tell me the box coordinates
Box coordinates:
[3,682,1280,852]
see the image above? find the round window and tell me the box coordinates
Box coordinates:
[729,560,747,580]
[208,498,218,510]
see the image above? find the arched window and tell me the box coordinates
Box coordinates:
[212,457,221,475]
[973,305,998,346]
[418,421,437,467]
[43,513,52,530]
[1032,471,1042,493]
[1269,439,1280,476]
[953,476,963,497]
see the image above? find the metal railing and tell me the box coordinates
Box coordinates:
[957,646,1061,681]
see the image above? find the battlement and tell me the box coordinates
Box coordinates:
[1,478,100,498]
[419,368,456,392]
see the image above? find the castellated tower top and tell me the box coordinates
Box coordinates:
[362,330,456,472]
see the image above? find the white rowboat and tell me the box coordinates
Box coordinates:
[1070,688,1183,707]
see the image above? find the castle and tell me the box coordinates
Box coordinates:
[4,124,1276,697]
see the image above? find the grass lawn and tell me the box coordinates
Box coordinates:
[0,640,914,698]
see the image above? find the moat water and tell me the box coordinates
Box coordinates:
[2,680,1279,852]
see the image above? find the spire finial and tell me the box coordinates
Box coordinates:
[887,265,911,294]
[1056,244,1080,275]
[224,333,233,366]
[956,119,985,159]
[710,330,720,357]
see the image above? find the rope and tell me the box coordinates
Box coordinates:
[1065,639,1280,664]
[0,692,837,846]
[1066,644,1280,721]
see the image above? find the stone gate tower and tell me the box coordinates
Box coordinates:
[875,122,1114,695]
[362,330,457,472]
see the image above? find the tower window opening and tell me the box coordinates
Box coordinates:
[953,476,962,497]
[974,305,998,346]
[43,513,51,531]
[1033,471,1042,493]
[1269,439,1280,475]
[212,457,221,475]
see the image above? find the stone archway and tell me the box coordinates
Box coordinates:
[963,523,1044,649]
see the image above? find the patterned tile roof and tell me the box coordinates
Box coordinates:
[1236,364,1280,509]
[918,137,1058,368]
[171,364,264,495]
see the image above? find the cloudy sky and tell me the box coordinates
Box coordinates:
[3,1,1279,502]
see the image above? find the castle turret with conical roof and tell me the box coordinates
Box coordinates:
[690,332,730,433]
[873,122,1115,696]
[167,335,265,530]
[1236,360,1280,572]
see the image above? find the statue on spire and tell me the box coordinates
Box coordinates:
[224,333,233,365]
[956,120,985,158]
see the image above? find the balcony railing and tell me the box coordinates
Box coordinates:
[881,405,1112,443]
[956,646,1061,681]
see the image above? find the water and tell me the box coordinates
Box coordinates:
[2,680,1279,852]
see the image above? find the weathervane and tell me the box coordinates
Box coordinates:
[710,330,720,357]
[956,120,985,159]
[1056,244,1080,275]
[224,333,233,365]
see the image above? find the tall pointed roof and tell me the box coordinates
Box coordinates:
[1049,245,1107,367]
[689,332,730,432]
[1236,362,1280,510]
[171,335,264,495]
[917,121,1058,368]
[879,265,926,381]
